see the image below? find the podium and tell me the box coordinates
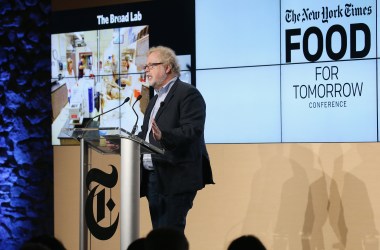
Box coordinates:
[65,125,164,250]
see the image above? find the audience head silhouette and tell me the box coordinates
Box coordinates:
[127,237,146,250]
[20,243,50,250]
[145,227,189,250]
[227,235,266,250]
[20,234,66,250]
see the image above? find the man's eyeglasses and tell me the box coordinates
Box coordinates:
[143,62,163,71]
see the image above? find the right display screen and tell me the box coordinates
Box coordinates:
[196,0,378,143]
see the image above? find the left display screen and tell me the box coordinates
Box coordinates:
[51,27,150,145]
[51,1,195,145]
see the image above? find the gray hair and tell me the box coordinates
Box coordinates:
[148,46,181,76]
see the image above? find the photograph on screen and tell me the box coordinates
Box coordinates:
[51,26,149,145]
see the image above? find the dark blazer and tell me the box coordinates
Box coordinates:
[138,78,214,196]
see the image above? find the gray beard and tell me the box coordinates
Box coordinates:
[153,72,168,89]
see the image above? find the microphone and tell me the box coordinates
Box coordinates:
[131,94,143,134]
[84,97,130,128]
[160,101,165,108]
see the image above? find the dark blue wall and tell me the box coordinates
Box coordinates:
[0,0,53,249]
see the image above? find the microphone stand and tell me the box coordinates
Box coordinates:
[82,97,130,130]
[131,95,143,135]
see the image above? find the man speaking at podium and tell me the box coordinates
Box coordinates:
[138,46,214,232]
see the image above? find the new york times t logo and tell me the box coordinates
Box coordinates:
[85,164,119,240]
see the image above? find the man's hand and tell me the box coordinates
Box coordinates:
[151,119,162,141]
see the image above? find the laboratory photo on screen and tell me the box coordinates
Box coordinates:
[51,0,195,145]
[51,26,149,145]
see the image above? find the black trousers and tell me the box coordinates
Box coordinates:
[145,170,197,232]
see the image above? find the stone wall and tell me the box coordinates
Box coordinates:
[0,0,53,249]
